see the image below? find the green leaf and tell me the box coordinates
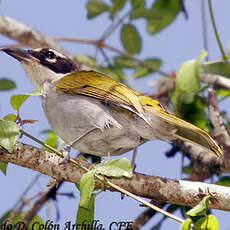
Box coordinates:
[87,0,109,19]
[187,195,211,217]
[3,114,17,122]
[0,79,16,90]
[131,8,161,19]
[134,58,162,78]
[0,161,7,175]
[0,115,18,174]
[73,55,98,68]
[175,51,207,104]
[177,52,204,93]
[0,120,19,153]
[182,163,193,175]
[131,0,145,9]
[0,210,44,229]
[179,218,192,230]
[201,61,230,78]
[121,24,141,54]
[10,89,42,111]
[76,170,96,230]
[216,88,230,97]
[216,176,230,186]
[227,41,230,58]
[113,56,135,68]
[97,66,126,81]
[76,194,95,227]
[193,215,218,230]
[28,215,44,230]
[147,0,182,34]
[96,158,133,178]
[111,0,127,13]
[180,96,208,129]
[41,130,57,152]
[79,170,96,208]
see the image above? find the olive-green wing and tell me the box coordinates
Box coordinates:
[56,70,161,125]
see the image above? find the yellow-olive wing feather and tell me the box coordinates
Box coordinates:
[56,70,161,126]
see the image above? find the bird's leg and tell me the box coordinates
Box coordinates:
[131,147,138,171]
[59,127,97,164]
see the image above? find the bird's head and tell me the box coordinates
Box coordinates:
[2,47,80,88]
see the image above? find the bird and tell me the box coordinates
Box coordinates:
[1,47,223,160]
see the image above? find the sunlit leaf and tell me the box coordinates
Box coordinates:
[10,89,42,111]
[175,50,207,106]
[41,130,57,152]
[96,158,133,178]
[187,195,211,217]
[216,88,230,97]
[193,215,218,230]
[3,114,17,122]
[179,218,192,230]
[0,120,19,153]
[79,170,95,208]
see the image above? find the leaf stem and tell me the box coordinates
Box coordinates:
[208,0,229,64]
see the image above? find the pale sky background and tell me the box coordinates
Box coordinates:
[0,1,230,229]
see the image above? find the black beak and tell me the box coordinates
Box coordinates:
[1,48,33,62]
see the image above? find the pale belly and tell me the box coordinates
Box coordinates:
[42,87,147,156]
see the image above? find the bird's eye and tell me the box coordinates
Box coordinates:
[46,51,55,59]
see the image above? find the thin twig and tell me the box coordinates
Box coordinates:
[201,0,209,60]
[208,0,229,64]
[0,16,66,54]
[21,182,63,228]
[53,37,169,77]
[1,142,230,212]
[12,174,41,209]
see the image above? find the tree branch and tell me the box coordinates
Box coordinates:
[208,88,230,148]
[200,72,230,90]
[0,16,66,54]
[1,142,230,212]
[21,181,63,228]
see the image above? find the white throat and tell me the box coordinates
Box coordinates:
[22,61,65,89]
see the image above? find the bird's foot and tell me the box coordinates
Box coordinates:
[58,143,71,164]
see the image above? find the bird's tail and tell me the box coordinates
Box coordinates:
[158,112,223,157]
[143,99,223,157]
[172,123,223,157]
